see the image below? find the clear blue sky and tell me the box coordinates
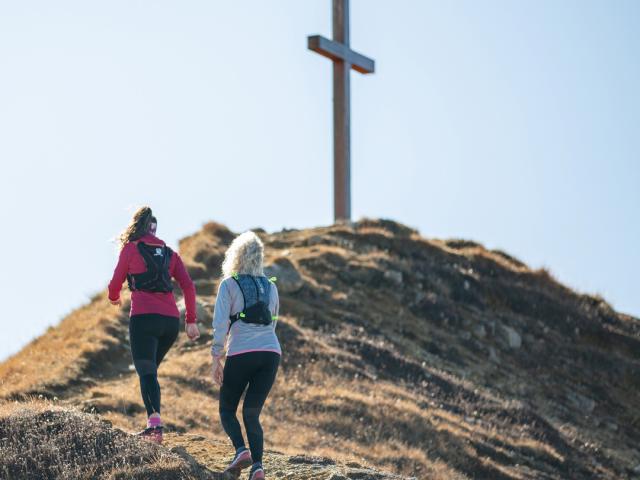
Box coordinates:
[0,0,638,361]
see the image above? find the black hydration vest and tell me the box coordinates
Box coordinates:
[127,242,174,293]
[229,274,274,326]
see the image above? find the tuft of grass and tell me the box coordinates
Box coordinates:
[0,402,212,480]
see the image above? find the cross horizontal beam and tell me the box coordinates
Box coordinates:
[307,35,375,74]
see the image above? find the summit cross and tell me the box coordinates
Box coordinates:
[307,0,375,222]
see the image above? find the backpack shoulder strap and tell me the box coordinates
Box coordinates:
[162,245,173,268]
[249,275,262,302]
[136,242,153,266]
[230,274,246,312]
[261,276,272,301]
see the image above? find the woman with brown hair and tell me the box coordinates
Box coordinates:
[108,206,200,443]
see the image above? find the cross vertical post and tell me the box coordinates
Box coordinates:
[308,0,375,222]
[333,0,351,221]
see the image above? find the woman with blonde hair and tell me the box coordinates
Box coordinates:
[211,231,281,480]
[108,206,200,443]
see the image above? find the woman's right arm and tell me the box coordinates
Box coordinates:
[211,280,232,357]
[108,244,133,304]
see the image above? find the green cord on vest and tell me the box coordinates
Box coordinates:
[239,312,246,318]
[232,272,239,280]
[272,315,278,321]
[269,276,277,283]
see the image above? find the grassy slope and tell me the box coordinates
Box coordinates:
[0,402,404,480]
[1,219,638,479]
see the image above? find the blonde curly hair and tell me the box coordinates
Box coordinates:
[221,231,265,278]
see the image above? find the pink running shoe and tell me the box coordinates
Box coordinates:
[224,449,253,477]
[136,426,163,444]
[248,466,265,480]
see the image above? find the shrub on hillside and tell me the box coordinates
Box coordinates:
[0,406,211,480]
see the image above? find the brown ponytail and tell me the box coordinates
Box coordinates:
[118,206,157,250]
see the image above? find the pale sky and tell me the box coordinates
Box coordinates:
[0,0,638,361]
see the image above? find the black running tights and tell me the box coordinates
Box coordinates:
[129,314,179,417]
[219,351,280,463]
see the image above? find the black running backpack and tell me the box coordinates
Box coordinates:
[229,273,276,326]
[127,242,174,293]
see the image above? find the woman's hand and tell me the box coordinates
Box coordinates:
[185,322,200,341]
[211,355,224,386]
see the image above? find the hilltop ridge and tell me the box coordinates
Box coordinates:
[1,219,639,479]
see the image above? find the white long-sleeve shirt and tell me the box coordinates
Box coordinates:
[211,276,281,357]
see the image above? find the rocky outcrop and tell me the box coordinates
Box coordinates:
[264,257,305,293]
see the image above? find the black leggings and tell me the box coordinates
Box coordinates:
[129,314,179,417]
[219,351,280,463]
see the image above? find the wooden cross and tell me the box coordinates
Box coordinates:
[308,0,375,222]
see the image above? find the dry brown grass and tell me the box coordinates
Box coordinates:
[0,291,129,400]
[0,399,410,480]
[0,400,212,480]
[1,218,638,479]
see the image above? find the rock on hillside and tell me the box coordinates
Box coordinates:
[1,218,639,479]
